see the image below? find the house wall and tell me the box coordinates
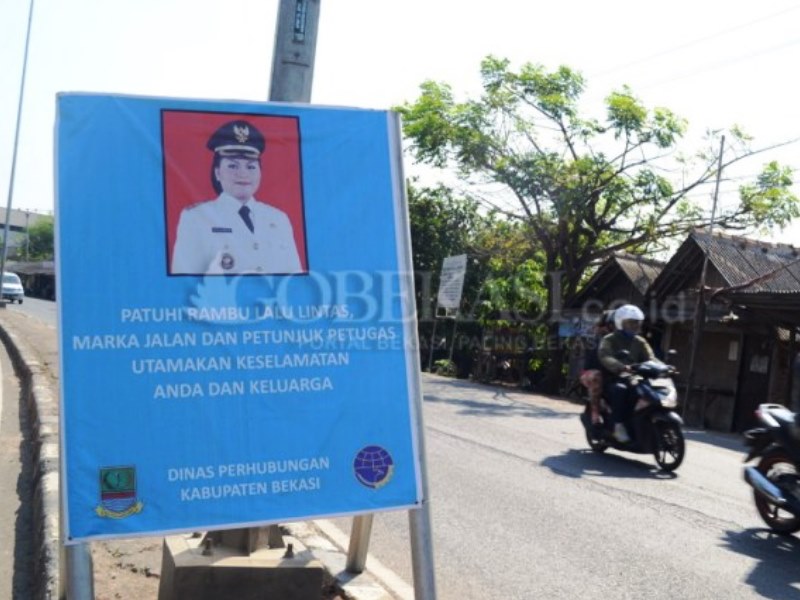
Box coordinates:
[667,326,740,390]
[667,324,741,430]
[769,341,792,406]
[735,333,774,431]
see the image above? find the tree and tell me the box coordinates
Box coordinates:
[397,56,798,390]
[408,183,550,377]
[27,216,54,260]
[409,181,547,325]
[408,182,490,370]
[408,182,483,318]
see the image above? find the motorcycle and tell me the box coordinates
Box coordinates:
[743,403,800,533]
[580,358,685,471]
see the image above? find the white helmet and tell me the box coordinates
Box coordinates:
[614,304,645,330]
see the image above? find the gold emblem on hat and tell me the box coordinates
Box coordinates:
[233,125,250,143]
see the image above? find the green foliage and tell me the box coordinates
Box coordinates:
[396,55,798,311]
[399,56,799,391]
[739,161,799,230]
[408,182,487,319]
[467,221,547,325]
[27,216,54,260]
[433,358,457,377]
[606,87,647,136]
[408,182,480,273]
[400,83,457,168]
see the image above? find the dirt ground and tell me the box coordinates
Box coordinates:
[92,539,161,600]
[91,537,350,600]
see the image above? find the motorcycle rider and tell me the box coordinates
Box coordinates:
[580,310,615,424]
[598,304,655,443]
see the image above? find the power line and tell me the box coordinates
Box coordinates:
[637,35,800,91]
[592,4,800,79]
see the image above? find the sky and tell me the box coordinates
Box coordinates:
[2,0,800,242]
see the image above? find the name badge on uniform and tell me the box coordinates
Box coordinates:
[212,227,233,233]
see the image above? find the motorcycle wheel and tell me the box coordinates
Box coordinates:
[583,407,608,453]
[653,420,685,471]
[754,451,800,534]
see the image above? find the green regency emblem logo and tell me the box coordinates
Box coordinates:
[95,466,144,519]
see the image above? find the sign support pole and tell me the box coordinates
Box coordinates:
[60,469,94,598]
[63,544,94,600]
[426,305,439,372]
[345,514,374,572]
[435,255,467,373]
[390,114,438,599]
[448,314,459,363]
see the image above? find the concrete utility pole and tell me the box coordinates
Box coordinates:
[269,0,321,103]
[269,0,436,600]
[211,0,324,576]
[268,5,438,598]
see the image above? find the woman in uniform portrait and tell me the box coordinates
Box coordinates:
[170,119,303,275]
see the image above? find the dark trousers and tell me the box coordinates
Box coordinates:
[606,379,634,424]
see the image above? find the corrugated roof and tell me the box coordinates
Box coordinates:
[693,230,800,293]
[568,252,665,308]
[614,254,665,295]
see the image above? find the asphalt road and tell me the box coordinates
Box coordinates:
[11,297,800,599]
[331,375,800,600]
[9,295,56,327]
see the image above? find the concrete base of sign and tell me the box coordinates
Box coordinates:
[157,532,324,600]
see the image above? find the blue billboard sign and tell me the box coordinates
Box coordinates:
[56,94,423,542]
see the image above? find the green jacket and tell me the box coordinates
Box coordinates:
[598,331,655,375]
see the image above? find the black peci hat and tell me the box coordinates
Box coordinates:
[206,120,265,158]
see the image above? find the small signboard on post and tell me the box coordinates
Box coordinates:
[436,254,467,312]
[427,254,468,372]
[56,93,425,542]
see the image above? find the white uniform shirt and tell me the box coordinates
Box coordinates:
[171,193,302,275]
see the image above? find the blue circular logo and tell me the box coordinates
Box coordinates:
[353,446,395,489]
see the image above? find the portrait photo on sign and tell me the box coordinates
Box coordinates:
[161,110,308,276]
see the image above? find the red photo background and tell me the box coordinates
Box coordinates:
[161,110,307,271]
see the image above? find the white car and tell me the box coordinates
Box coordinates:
[2,272,24,304]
